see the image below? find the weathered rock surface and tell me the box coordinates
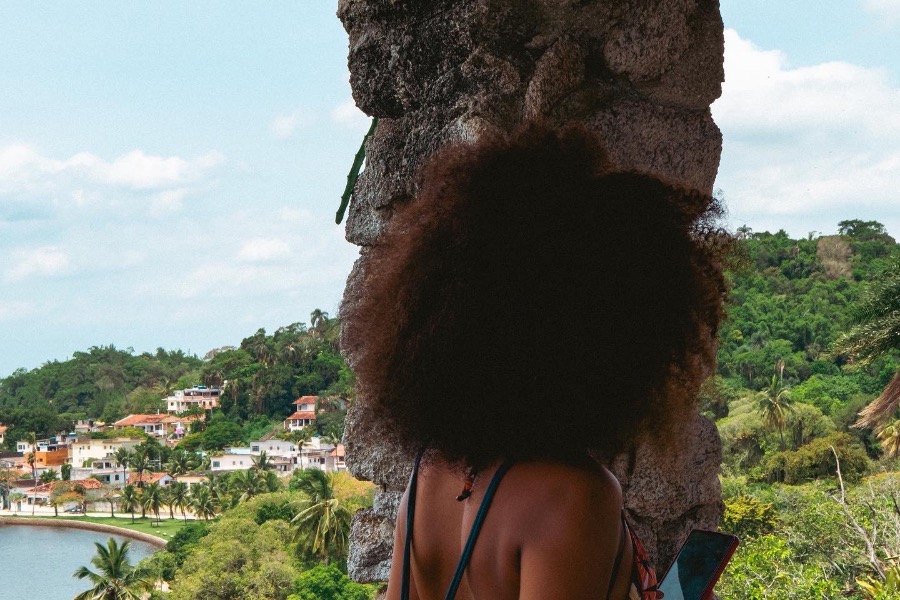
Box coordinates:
[337,0,725,582]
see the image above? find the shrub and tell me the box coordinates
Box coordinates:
[718,534,846,599]
[288,564,374,600]
[762,432,869,484]
[723,495,777,538]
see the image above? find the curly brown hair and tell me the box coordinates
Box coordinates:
[342,122,726,471]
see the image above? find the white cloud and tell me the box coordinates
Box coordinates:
[712,29,900,236]
[863,0,900,23]
[330,99,371,130]
[0,145,225,199]
[270,108,313,139]
[149,188,191,214]
[236,238,292,263]
[98,150,224,189]
[5,246,71,281]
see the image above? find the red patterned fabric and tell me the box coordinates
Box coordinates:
[627,520,661,600]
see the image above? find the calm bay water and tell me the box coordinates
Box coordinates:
[0,525,156,599]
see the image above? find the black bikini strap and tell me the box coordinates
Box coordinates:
[401,450,424,600]
[401,456,514,600]
[444,459,514,599]
[607,512,628,599]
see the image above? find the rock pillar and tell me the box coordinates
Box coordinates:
[337,0,725,582]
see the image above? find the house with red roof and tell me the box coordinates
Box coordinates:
[128,472,173,487]
[112,414,197,441]
[284,395,318,432]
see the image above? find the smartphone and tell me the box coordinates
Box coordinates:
[656,529,739,600]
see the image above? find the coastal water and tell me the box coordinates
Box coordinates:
[0,525,156,599]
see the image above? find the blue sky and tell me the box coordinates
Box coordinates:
[0,1,898,376]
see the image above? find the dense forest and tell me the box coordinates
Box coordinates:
[713,220,900,598]
[0,310,352,450]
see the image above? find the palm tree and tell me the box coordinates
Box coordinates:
[128,447,150,490]
[9,491,25,513]
[114,447,132,488]
[290,468,352,564]
[309,309,329,336]
[262,470,282,493]
[120,485,139,524]
[47,492,62,517]
[251,450,272,472]
[191,485,216,521]
[230,469,264,502]
[39,469,59,484]
[143,482,164,526]
[876,420,900,458]
[162,485,178,520]
[26,431,37,515]
[165,448,194,478]
[73,538,150,600]
[833,258,900,430]
[756,372,793,450]
[204,471,227,511]
[168,481,190,522]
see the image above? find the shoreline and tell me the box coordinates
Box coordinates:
[0,516,167,548]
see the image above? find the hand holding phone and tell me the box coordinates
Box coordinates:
[656,529,739,600]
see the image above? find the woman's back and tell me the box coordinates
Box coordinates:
[345,122,726,600]
[387,456,635,600]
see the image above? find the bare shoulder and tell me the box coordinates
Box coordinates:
[501,461,623,535]
[507,461,627,599]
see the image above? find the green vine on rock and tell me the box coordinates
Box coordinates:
[335,117,378,225]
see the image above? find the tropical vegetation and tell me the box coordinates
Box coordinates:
[73,538,151,600]
[714,220,900,598]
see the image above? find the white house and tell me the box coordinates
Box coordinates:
[296,437,346,472]
[71,458,130,488]
[209,453,256,472]
[174,472,208,489]
[283,395,318,431]
[70,437,142,468]
[166,386,221,414]
[250,440,298,455]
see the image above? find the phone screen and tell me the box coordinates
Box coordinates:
[656,530,739,600]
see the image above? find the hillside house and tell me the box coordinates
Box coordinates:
[0,424,6,446]
[73,419,107,435]
[166,385,221,413]
[283,395,318,431]
[71,437,142,468]
[112,414,196,441]
[174,472,208,489]
[71,457,131,487]
[21,478,102,508]
[128,472,173,487]
[209,453,256,472]
[299,437,346,472]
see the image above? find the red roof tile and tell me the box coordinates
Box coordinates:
[328,444,346,458]
[114,414,181,427]
[128,472,170,485]
[285,411,316,421]
[31,479,103,494]
[292,395,318,406]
